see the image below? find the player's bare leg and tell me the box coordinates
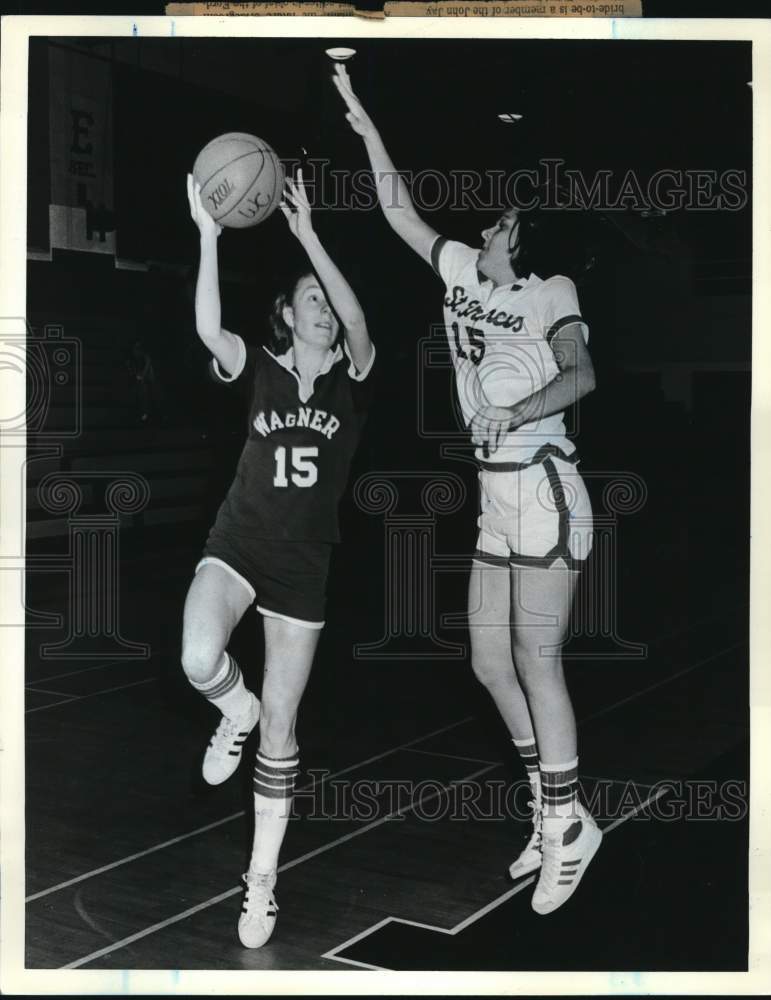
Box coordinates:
[181,564,260,784]
[510,561,602,914]
[238,614,320,949]
[469,559,537,738]
[508,561,578,762]
[468,559,543,876]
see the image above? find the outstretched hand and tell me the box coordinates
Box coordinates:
[280,169,315,242]
[331,63,378,141]
[186,173,222,239]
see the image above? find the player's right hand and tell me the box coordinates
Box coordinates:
[186,173,222,238]
[469,404,513,455]
[331,64,377,141]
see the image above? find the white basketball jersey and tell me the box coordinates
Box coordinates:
[432,237,589,463]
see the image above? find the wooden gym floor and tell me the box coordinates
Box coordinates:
[23,507,749,972]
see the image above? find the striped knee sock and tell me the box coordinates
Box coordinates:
[541,757,579,820]
[190,653,252,721]
[513,737,542,804]
[249,750,300,875]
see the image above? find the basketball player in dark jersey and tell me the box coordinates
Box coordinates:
[182,171,374,948]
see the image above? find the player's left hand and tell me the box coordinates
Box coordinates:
[469,404,514,455]
[280,170,314,242]
[186,173,222,239]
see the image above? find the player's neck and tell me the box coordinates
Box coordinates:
[292,339,329,380]
[481,263,519,289]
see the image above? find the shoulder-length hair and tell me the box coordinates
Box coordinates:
[266,268,314,355]
[510,208,596,285]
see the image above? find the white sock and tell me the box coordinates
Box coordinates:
[248,750,300,875]
[190,653,253,721]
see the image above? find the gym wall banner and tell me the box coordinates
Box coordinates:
[48,44,116,255]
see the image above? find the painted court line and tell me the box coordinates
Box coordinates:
[44,636,738,966]
[322,785,669,971]
[25,695,78,710]
[402,753,654,791]
[303,716,475,785]
[404,747,498,766]
[25,676,158,714]
[281,763,497,876]
[27,716,474,903]
[26,661,126,686]
[24,687,75,698]
[581,774,654,789]
[62,763,498,970]
[62,887,241,971]
[25,811,244,903]
[582,641,745,726]
[26,654,163,686]
[322,955,384,971]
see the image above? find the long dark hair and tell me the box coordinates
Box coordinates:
[509,207,597,285]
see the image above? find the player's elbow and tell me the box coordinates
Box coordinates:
[196,325,223,349]
[582,367,597,396]
[563,363,596,401]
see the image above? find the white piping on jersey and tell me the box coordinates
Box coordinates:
[263,344,344,404]
[212,334,374,402]
[476,270,537,300]
[211,334,248,383]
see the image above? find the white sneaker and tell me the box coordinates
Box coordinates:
[202,693,260,785]
[238,869,278,948]
[508,795,543,879]
[531,800,602,915]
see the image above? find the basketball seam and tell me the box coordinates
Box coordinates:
[198,149,266,195]
[220,153,282,223]
[208,134,264,149]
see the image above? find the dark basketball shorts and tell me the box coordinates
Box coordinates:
[196,527,332,629]
[474,447,594,571]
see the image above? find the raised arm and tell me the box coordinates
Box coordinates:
[186,173,242,376]
[281,170,373,374]
[332,63,439,265]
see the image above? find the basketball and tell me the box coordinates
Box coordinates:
[192,133,284,229]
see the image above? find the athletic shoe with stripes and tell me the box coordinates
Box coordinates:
[531,800,602,915]
[202,692,260,785]
[508,796,543,879]
[238,869,278,948]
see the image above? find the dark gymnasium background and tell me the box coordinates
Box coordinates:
[23,34,751,971]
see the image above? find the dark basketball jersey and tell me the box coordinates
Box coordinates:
[209,335,375,543]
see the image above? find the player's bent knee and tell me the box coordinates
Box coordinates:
[512,631,565,664]
[470,654,517,690]
[180,642,225,684]
[470,657,495,687]
[513,649,567,691]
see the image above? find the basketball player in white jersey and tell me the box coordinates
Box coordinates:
[334,64,601,915]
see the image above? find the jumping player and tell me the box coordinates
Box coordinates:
[334,64,601,915]
[182,169,374,947]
